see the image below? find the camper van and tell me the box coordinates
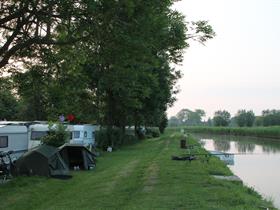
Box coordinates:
[28,124,49,149]
[68,124,98,147]
[28,123,98,150]
[0,123,29,160]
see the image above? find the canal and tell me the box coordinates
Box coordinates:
[193,134,280,209]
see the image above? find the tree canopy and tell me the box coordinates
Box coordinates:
[1,0,216,139]
[0,0,92,69]
[235,110,255,127]
[213,110,231,127]
[175,108,206,126]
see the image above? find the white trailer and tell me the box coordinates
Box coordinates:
[28,124,49,149]
[0,124,29,160]
[68,124,99,147]
[28,123,99,150]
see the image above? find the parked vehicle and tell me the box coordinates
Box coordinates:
[28,124,49,149]
[68,124,99,148]
[0,123,29,160]
[28,123,99,150]
[0,121,99,152]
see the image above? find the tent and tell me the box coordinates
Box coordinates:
[13,145,70,178]
[59,144,96,170]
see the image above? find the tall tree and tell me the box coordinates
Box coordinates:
[13,65,48,120]
[0,77,19,120]
[262,109,280,126]
[235,110,255,127]
[176,108,206,125]
[3,0,215,142]
[213,110,231,127]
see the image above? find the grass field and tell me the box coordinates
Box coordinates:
[181,126,280,139]
[0,131,276,210]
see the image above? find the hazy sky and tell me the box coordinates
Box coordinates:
[168,0,280,119]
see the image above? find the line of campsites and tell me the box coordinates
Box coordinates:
[0,121,99,178]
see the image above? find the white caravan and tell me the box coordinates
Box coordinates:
[28,124,98,149]
[68,124,99,147]
[0,123,29,160]
[28,124,50,149]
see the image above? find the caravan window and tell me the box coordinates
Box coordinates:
[84,131,87,138]
[0,136,8,148]
[31,131,48,140]
[72,131,80,139]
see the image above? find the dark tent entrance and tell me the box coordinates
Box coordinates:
[59,144,96,170]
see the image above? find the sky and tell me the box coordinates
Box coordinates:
[168,0,280,119]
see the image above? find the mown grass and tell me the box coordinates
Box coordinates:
[181,126,280,139]
[0,131,276,210]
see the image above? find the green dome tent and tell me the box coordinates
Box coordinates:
[14,145,70,178]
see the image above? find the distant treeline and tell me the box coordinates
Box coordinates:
[169,109,280,127]
[183,126,280,139]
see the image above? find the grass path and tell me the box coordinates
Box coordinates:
[0,131,276,210]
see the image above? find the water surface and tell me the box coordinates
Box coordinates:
[193,134,280,209]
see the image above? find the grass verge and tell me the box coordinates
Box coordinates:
[0,131,276,210]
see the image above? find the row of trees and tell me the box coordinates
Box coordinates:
[169,109,280,127]
[0,1,215,136]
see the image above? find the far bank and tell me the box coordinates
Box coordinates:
[178,126,280,139]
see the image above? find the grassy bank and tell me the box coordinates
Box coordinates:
[182,126,280,139]
[0,131,275,210]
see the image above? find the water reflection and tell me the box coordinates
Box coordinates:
[211,139,257,154]
[235,141,255,153]
[213,140,231,152]
[262,145,280,154]
[194,133,280,154]
[194,133,280,209]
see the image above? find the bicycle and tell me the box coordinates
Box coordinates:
[0,151,14,183]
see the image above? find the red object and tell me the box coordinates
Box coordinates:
[67,114,75,122]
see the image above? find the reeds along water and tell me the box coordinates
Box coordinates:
[183,126,280,139]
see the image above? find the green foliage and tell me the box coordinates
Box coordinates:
[146,127,160,138]
[168,116,180,127]
[159,113,168,134]
[95,128,138,150]
[0,0,92,69]
[41,122,69,147]
[184,126,280,139]
[213,110,231,127]
[261,110,280,126]
[175,108,206,126]
[12,66,48,120]
[254,116,263,126]
[2,0,215,135]
[0,77,19,120]
[235,110,255,127]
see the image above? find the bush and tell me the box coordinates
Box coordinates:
[146,127,160,138]
[95,128,138,150]
[41,122,70,147]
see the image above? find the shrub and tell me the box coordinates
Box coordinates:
[41,122,70,147]
[146,127,160,138]
[95,128,138,150]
